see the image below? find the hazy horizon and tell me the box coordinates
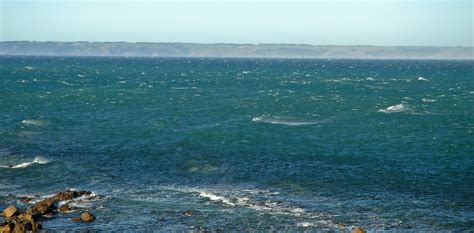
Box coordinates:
[1,0,472,47]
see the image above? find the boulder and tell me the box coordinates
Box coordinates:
[183,210,193,216]
[2,206,19,218]
[80,211,95,222]
[71,211,95,222]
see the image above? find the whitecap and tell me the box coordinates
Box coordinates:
[251,116,320,126]
[417,76,429,81]
[21,119,47,126]
[198,191,236,206]
[1,156,50,169]
[422,98,437,103]
[378,104,409,113]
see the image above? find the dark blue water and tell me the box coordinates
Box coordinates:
[0,56,473,231]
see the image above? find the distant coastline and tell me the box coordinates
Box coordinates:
[0,41,472,60]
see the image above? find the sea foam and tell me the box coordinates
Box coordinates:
[251,116,320,126]
[378,104,410,113]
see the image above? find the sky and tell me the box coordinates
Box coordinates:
[0,0,472,46]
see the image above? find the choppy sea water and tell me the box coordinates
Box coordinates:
[0,56,473,231]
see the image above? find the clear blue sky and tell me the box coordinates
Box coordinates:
[1,0,472,46]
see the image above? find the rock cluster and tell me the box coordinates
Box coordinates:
[0,190,96,232]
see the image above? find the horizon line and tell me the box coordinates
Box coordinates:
[1,40,472,48]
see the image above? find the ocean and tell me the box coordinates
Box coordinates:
[0,56,473,231]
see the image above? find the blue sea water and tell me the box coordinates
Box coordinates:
[0,56,473,231]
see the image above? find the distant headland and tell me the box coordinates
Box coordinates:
[0,41,472,60]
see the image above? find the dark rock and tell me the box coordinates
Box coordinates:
[19,197,33,204]
[183,210,193,217]
[2,206,19,218]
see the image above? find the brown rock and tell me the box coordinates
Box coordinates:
[17,212,39,223]
[2,206,19,218]
[352,227,366,233]
[58,204,71,212]
[71,217,82,222]
[80,211,95,222]
[183,210,193,216]
[0,222,14,233]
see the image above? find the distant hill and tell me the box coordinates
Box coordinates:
[0,41,472,60]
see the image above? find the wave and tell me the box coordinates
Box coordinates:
[0,156,50,169]
[378,103,410,113]
[417,76,429,81]
[251,116,321,126]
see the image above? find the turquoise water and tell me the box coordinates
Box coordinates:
[0,56,473,231]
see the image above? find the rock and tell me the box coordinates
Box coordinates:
[80,211,95,222]
[58,204,71,212]
[352,227,366,233]
[0,222,14,233]
[2,206,19,218]
[52,190,92,202]
[71,211,95,222]
[17,212,39,223]
[183,210,193,216]
[19,197,33,204]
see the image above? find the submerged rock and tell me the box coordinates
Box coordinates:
[72,211,95,222]
[2,205,19,218]
[352,227,366,233]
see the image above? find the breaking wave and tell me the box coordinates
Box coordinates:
[0,156,50,169]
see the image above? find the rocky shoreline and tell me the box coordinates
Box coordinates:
[1,190,368,232]
[1,190,96,232]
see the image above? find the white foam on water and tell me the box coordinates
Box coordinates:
[378,104,410,113]
[417,76,429,81]
[251,116,320,126]
[422,98,437,103]
[198,191,236,206]
[21,119,47,126]
[1,156,50,169]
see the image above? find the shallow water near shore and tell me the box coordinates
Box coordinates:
[0,56,473,231]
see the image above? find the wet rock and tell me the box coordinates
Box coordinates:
[19,197,33,204]
[352,227,366,233]
[183,210,193,217]
[81,211,95,222]
[2,205,19,218]
[74,211,95,222]
[58,204,71,212]
[52,190,92,202]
